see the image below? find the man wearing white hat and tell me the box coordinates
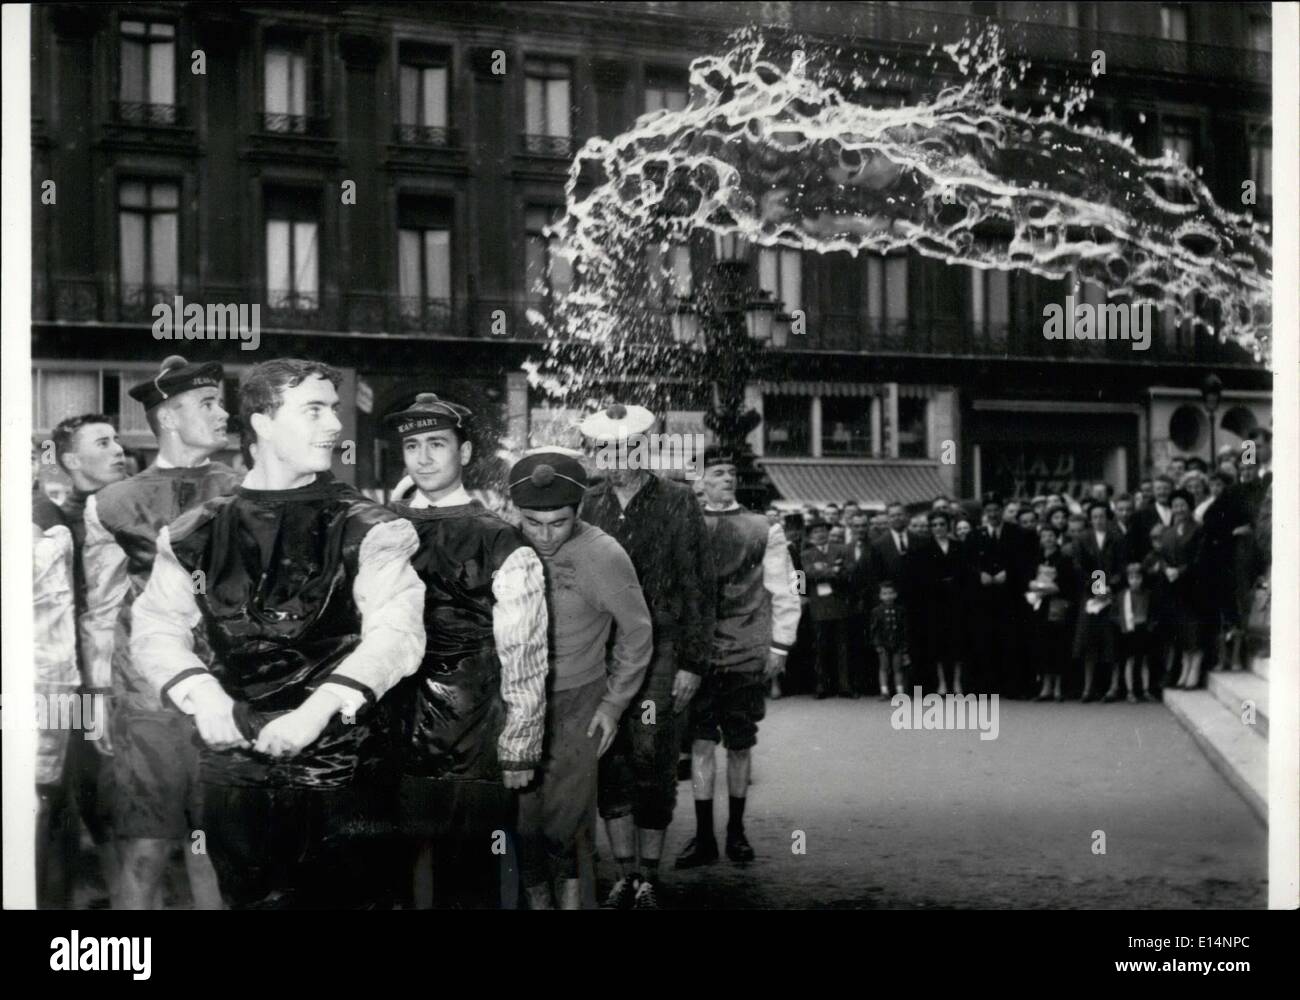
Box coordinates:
[579,403,717,909]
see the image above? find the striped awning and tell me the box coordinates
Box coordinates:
[758,458,949,508]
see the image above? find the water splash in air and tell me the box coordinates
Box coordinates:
[527,26,1271,406]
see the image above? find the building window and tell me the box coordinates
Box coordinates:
[1250,130,1272,200]
[265,189,319,310]
[647,242,692,302]
[763,396,810,457]
[1250,15,1271,52]
[118,20,176,123]
[263,39,314,133]
[645,68,688,113]
[34,370,100,433]
[1161,118,1197,168]
[1160,5,1189,41]
[118,180,178,310]
[759,247,802,315]
[969,267,1010,340]
[821,398,873,457]
[398,199,453,332]
[897,397,928,459]
[397,55,451,145]
[525,205,572,303]
[866,255,909,329]
[524,58,572,155]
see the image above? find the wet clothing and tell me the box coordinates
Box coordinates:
[581,475,716,674]
[131,473,426,790]
[33,498,79,786]
[597,643,680,830]
[690,671,766,750]
[701,504,800,672]
[383,490,548,779]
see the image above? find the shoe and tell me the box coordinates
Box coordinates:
[839,690,860,699]
[1080,691,1097,703]
[726,830,756,863]
[602,874,640,909]
[1125,693,1138,704]
[1140,691,1155,703]
[1054,693,1065,702]
[1102,690,1120,703]
[815,690,830,700]
[1034,692,1051,702]
[632,879,660,910]
[876,693,890,701]
[675,836,719,869]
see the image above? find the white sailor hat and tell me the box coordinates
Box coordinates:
[578,403,656,443]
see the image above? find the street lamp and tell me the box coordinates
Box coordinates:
[1202,372,1223,462]
[669,295,702,347]
[744,290,777,343]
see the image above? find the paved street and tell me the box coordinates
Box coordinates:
[598,695,1268,909]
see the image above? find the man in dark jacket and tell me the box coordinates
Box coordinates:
[970,493,1037,696]
[869,501,918,692]
[579,404,716,910]
[803,519,855,698]
[383,393,549,909]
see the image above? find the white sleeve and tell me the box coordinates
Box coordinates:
[491,545,549,769]
[322,518,426,716]
[78,494,130,691]
[764,524,801,652]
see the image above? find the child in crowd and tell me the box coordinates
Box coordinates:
[1141,525,1174,691]
[1113,563,1157,702]
[870,580,909,700]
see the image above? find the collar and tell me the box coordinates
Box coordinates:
[155,453,210,470]
[704,501,742,512]
[410,484,472,509]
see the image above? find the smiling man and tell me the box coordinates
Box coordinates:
[381,393,548,909]
[130,359,426,909]
[81,356,237,910]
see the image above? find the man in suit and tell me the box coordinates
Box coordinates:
[1131,474,1174,560]
[844,510,874,694]
[971,492,1036,696]
[870,502,921,693]
[802,519,855,698]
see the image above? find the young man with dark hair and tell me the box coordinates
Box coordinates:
[578,403,717,910]
[508,451,652,909]
[51,412,127,904]
[80,356,235,909]
[130,359,426,908]
[381,393,549,909]
[677,448,799,868]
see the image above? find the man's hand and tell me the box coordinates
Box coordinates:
[91,699,114,757]
[672,669,701,713]
[502,769,534,790]
[190,684,250,752]
[1164,566,1180,582]
[980,571,994,586]
[763,650,788,681]
[253,689,340,758]
[586,707,619,757]
[994,570,1007,585]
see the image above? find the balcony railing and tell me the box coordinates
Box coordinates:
[520,133,577,158]
[393,122,459,148]
[397,296,456,335]
[257,110,331,137]
[118,282,179,322]
[113,101,184,126]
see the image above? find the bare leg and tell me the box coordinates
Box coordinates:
[726,748,751,799]
[604,814,637,874]
[1081,659,1097,699]
[184,845,223,910]
[690,739,716,802]
[936,661,950,695]
[117,838,170,910]
[1184,650,1204,689]
[954,663,965,697]
[637,827,665,866]
[412,840,434,909]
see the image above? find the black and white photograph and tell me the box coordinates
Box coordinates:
[2,0,1297,967]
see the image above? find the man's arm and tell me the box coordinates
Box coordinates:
[491,544,549,771]
[322,517,427,717]
[78,494,130,693]
[591,542,653,719]
[764,524,801,655]
[131,527,247,750]
[34,523,79,692]
[673,492,716,675]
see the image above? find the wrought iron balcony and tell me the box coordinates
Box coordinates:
[520,132,577,158]
[397,296,457,335]
[257,111,331,137]
[113,101,184,126]
[264,288,332,329]
[393,122,459,148]
[118,283,179,322]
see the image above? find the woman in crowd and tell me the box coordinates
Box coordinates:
[1181,471,1211,522]
[1163,489,1206,689]
[1072,501,1125,701]
[1046,504,1070,539]
[954,516,973,542]
[1198,469,1242,669]
[915,510,970,696]
[1031,524,1077,701]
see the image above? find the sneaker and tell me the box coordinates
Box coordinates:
[726,829,756,863]
[675,836,719,869]
[632,879,660,910]
[602,874,640,910]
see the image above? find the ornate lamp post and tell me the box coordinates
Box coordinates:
[667,235,778,510]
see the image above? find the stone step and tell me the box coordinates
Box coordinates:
[1163,688,1266,825]
[1206,669,1269,739]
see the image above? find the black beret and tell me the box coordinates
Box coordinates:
[385,392,472,439]
[508,451,588,510]
[128,355,224,411]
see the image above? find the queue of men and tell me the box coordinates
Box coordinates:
[31,360,805,911]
